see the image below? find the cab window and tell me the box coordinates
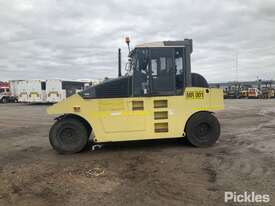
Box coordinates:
[175,48,184,93]
[175,48,183,75]
[151,59,158,75]
[150,48,175,95]
[133,48,150,96]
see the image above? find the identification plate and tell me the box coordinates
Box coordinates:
[186,91,204,99]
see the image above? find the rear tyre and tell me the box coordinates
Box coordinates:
[49,118,89,154]
[191,73,209,87]
[186,112,220,147]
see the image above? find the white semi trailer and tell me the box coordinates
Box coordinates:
[18,80,47,103]
[18,81,29,103]
[17,79,89,103]
[46,80,87,103]
[28,80,47,103]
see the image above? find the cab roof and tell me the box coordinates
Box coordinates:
[135,39,192,52]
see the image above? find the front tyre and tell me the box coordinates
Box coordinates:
[1,97,7,103]
[49,118,89,154]
[186,112,220,147]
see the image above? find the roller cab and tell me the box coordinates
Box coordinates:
[47,39,224,154]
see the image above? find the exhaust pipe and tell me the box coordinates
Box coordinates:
[118,48,121,77]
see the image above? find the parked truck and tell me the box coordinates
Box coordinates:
[0,82,18,103]
[248,88,262,98]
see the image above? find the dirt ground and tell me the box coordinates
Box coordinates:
[0,100,275,206]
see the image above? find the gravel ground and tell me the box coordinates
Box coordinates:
[0,100,275,206]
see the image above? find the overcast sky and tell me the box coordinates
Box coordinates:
[0,0,274,82]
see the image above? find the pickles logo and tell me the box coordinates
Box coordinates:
[186,91,204,99]
[224,192,270,203]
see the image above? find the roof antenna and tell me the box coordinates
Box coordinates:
[125,37,131,53]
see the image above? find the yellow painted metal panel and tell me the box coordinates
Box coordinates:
[47,87,224,142]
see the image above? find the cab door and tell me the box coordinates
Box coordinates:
[133,48,150,96]
[150,48,176,96]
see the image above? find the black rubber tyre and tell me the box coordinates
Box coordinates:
[49,118,89,154]
[186,112,220,147]
[191,73,209,88]
[1,98,7,104]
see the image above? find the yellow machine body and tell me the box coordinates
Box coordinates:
[47,87,224,143]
